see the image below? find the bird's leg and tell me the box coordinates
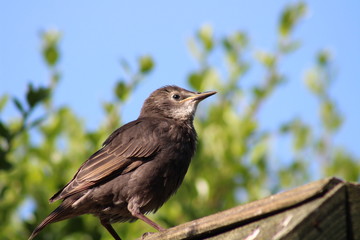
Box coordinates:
[132,211,166,231]
[100,219,122,240]
[128,204,165,231]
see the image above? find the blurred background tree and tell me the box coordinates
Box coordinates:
[0,2,358,240]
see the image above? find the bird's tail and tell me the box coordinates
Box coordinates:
[28,200,74,240]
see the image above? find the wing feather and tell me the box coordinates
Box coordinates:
[50,119,163,202]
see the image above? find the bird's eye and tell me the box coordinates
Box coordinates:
[172,94,181,100]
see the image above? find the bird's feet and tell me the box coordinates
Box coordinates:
[141,232,155,239]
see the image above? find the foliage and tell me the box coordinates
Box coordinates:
[0,2,358,239]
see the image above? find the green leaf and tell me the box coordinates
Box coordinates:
[41,30,61,67]
[138,55,154,74]
[0,149,12,170]
[255,51,276,68]
[222,38,232,52]
[293,123,309,150]
[280,122,291,133]
[43,45,59,66]
[250,135,269,165]
[222,31,248,53]
[198,24,214,52]
[304,69,324,96]
[252,87,266,99]
[26,84,50,108]
[188,72,203,90]
[327,150,360,181]
[114,81,130,102]
[12,97,26,115]
[279,2,307,37]
[0,95,8,112]
[279,119,310,151]
[233,32,248,48]
[30,116,46,128]
[317,50,331,66]
[0,121,11,140]
[321,101,343,132]
[188,68,219,92]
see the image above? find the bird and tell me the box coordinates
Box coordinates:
[29,85,216,240]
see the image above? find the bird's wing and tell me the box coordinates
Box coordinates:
[50,119,163,202]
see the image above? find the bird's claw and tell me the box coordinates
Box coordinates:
[141,232,155,239]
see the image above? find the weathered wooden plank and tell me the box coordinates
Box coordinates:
[346,182,360,240]
[204,182,347,240]
[142,177,343,240]
[276,182,347,240]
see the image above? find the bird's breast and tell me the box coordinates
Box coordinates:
[125,123,197,211]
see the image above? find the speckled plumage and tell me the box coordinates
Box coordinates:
[29,85,216,240]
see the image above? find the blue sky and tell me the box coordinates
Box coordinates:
[1,1,359,157]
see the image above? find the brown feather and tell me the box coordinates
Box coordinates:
[50,119,161,202]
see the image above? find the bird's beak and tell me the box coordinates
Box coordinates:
[180,91,217,103]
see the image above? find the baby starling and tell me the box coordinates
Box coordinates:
[29,85,216,240]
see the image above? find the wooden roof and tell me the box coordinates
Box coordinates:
[141,177,360,240]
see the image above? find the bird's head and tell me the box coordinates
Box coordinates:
[140,85,216,121]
